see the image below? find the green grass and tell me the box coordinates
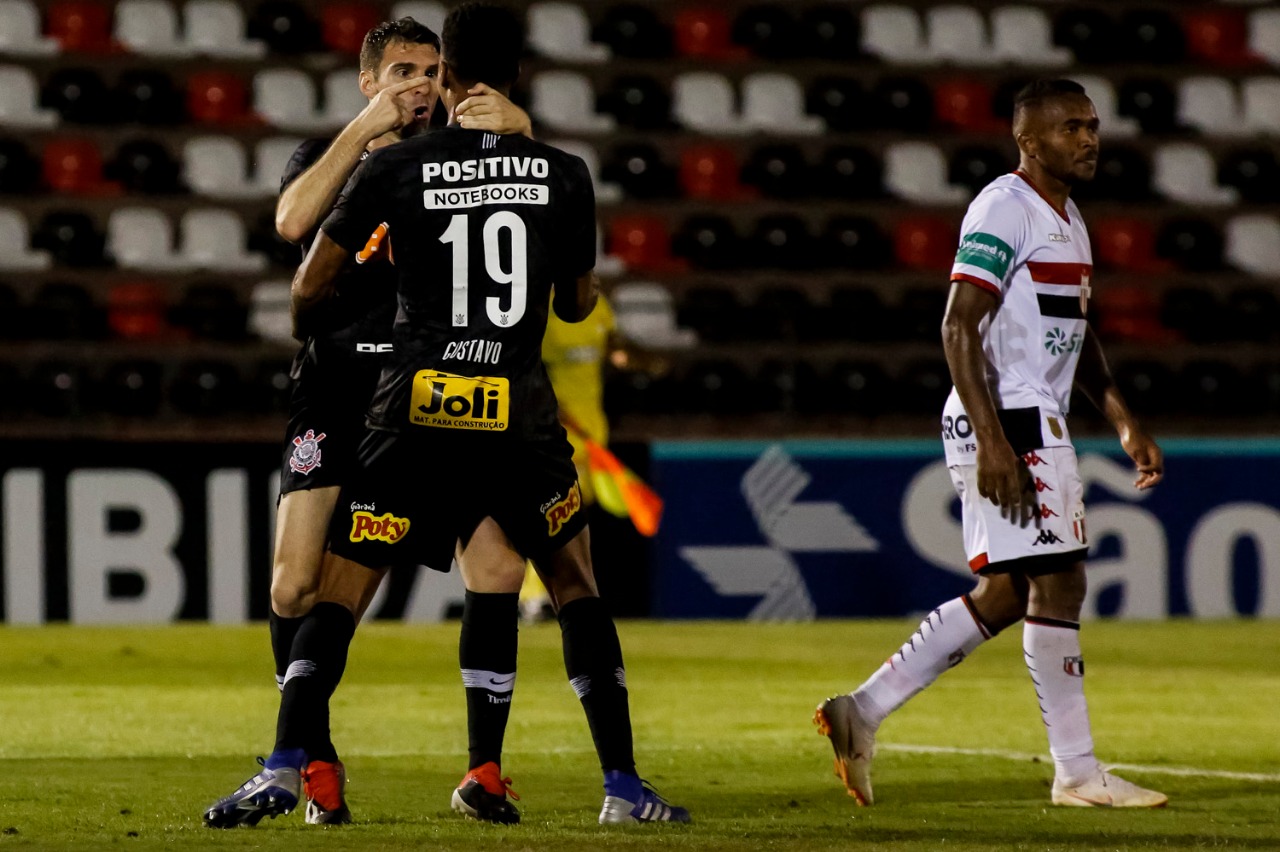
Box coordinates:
[1,620,1278,850]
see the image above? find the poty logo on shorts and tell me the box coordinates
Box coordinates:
[349,511,410,544]
[289,430,326,475]
[544,482,582,536]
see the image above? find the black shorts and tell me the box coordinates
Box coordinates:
[279,372,371,495]
[328,429,587,572]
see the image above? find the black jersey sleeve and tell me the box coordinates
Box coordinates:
[320,153,389,255]
[555,155,597,282]
[279,138,332,193]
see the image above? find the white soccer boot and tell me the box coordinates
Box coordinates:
[813,693,876,805]
[1052,768,1168,808]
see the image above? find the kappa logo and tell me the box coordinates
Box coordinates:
[544,482,582,536]
[1063,655,1085,677]
[1034,477,1054,493]
[1048,233,1070,243]
[289,429,326,475]
[1037,503,1060,519]
[1032,529,1065,546]
[1022,450,1047,467]
[349,511,410,544]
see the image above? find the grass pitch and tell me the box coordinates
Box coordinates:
[1,619,1277,850]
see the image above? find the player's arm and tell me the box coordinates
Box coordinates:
[275,76,431,243]
[942,282,1032,512]
[1073,324,1164,490]
[454,83,534,138]
[553,271,600,323]
[290,231,349,340]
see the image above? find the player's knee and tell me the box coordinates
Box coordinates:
[270,569,319,617]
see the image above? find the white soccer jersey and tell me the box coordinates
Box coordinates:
[942,171,1093,465]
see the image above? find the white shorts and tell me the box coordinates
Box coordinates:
[948,445,1088,574]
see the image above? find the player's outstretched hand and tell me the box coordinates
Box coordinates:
[1120,425,1164,490]
[456,83,533,137]
[977,439,1035,523]
[357,76,434,138]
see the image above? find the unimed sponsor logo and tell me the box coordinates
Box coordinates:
[955,231,1013,279]
[349,511,410,544]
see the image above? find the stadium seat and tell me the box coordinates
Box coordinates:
[107,207,187,271]
[1184,8,1253,67]
[672,72,746,134]
[1094,285,1173,344]
[600,143,675,199]
[185,0,266,58]
[1226,287,1280,343]
[991,6,1070,66]
[391,2,446,34]
[321,68,371,126]
[1225,214,1280,276]
[184,136,266,199]
[1116,77,1179,134]
[1090,217,1162,273]
[741,144,808,199]
[109,139,181,194]
[992,75,1034,121]
[1120,9,1185,65]
[893,215,955,271]
[531,71,615,133]
[948,145,1008,195]
[750,215,813,270]
[247,1,318,54]
[884,142,966,204]
[677,287,744,342]
[546,140,620,204]
[30,360,89,417]
[254,69,331,132]
[1074,145,1150,202]
[678,359,752,415]
[673,8,739,60]
[1155,218,1224,272]
[4,67,57,127]
[0,139,37,193]
[254,136,306,195]
[1250,362,1280,417]
[933,78,1000,133]
[592,3,669,59]
[41,137,109,194]
[604,368,675,416]
[114,0,189,56]
[608,215,675,272]
[756,360,822,414]
[679,144,742,201]
[896,287,949,342]
[171,360,242,416]
[0,209,52,271]
[820,217,886,271]
[30,282,99,339]
[179,209,266,272]
[1177,76,1246,136]
[249,358,293,414]
[0,282,21,340]
[894,358,951,415]
[1218,146,1280,203]
[187,71,250,125]
[861,5,930,64]
[827,360,889,415]
[802,4,859,61]
[46,1,112,53]
[805,77,865,132]
[671,215,740,270]
[102,360,165,416]
[1160,286,1223,343]
[871,77,933,132]
[1069,75,1139,137]
[0,0,59,55]
[1249,8,1280,66]
[173,283,246,339]
[827,286,890,341]
[1152,143,1238,205]
[321,3,380,54]
[748,286,817,341]
[32,210,105,267]
[528,2,609,62]
[116,69,184,125]
[1179,361,1248,417]
[742,73,823,134]
[817,146,882,199]
[732,4,799,59]
[107,281,168,340]
[1052,8,1114,64]
[611,282,695,348]
[926,5,995,66]
[598,75,669,130]
[248,280,292,343]
[1242,77,1280,133]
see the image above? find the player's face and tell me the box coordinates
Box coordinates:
[1030,96,1100,185]
[372,39,440,136]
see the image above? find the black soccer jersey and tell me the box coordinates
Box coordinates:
[320,126,597,441]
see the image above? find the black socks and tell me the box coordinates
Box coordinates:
[274,601,356,764]
[559,596,636,776]
[459,591,520,771]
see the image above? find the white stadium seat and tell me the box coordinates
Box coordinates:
[321,68,370,126]
[108,207,189,271]
[0,0,59,56]
[742,73,824,135]
[1070,75,1139,137]
[991,7,1071,66]
[391,1,445,35]
[1177,76,1246,136]
[253,136,306,196]
[926,5,996,66]
[250,281,294,343]
[1152,143,1238,206]
[0,66,58,128]
[884,142,967,203]
[1241,77,1280,133]
[861,5,931,64]
[528,2,609,62]
[179,209,266,272]
[1248,9,1280,66]
[0,208,51,271]
[115,0,190,57]
[253,69,333,132]
[529,70,614,133]
[1225,215,1280,276]
[612,282,696,348]
[547,139,621,204]
[183,136,267,199]
[672,72,747,134]
[185,0,266,58]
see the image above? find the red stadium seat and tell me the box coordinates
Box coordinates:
[674,8,742,60]
[42,138,112,195]
[47,1,113,53]
[108,281,168,340]
[187,71,250,125]
[679,144,743,201]
[1090,217,1168,274]
[893,215,956,271]
[321,2,381,55]
[933,78,1000,133]
[1094,284,1176,344]
[1183,8,1255,67]
[608,215,680,272]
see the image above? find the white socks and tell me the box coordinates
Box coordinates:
[854,596,991,728]
[1024,617,1098,785]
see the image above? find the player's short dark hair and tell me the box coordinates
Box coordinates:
[360,17,441,74]
[1013,79,1088,116]
[441,2,524,89]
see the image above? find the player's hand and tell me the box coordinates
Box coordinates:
[356,76,434,138]
[1119,423,1164,490]
[456,83,533,137]
[977,439,1035,523]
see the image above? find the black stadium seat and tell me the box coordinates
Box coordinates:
[819,217,886,271]
[1156,218,1223,272]
[601,143,676,199]
[29,360,89,417]
[948,145,1009,195]
[1052,8,1116,64]
[41,68,111,124]
[1074,145,1150,202]
[741,144,810,199]
[672,215,741,271]
[101,360,164,417]
[872,77,933,132]
[1117,78,1179,134]
[1226,288,1280,343]
[172,284,247,340]
[30,282,102,339]
[248,1,319,54]
[1114,360,1176,416]
[817,145,881,199]
[593,4,671,59]
[893,358,952,415]
[827,286,889,342]
[1120,9,1185,65]
[115,70,184,126]
[677,287,745,343]
[747,286,815,341]
[604,367,676,416]
[1179,360,1247,417]
[755,359,822,413]
[801,5,860,61]
[827,359,888,415]
[805,77,867,132]
[598,75,670,130]
[1218,147,1280,203]
[249,358,294,414]
[33,211,106,267]
[732,5,799,59]
[0,281,20,339]
[1160,286,1224,344]
[0,138,37,194]
[678,359,753,415]
[108,139,182,194]
[171,360,243,416]
[749,215,813,270]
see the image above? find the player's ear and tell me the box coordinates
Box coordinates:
[438,59,453,91]
[359,69,378,99]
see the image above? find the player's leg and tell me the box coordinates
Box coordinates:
[451,517,525,824]
[269,486,341,687]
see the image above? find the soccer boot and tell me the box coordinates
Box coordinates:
[451,762,521,824]
[203,758,302,828]
[813,693,876,806]
[599,771,691,824]
[1052,769,1168,808]
[303,759,352,825]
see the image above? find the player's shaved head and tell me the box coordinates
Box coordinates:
[1012,79,1089,138]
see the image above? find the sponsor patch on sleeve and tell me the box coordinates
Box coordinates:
[954,231,1014,281]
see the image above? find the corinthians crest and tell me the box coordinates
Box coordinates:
[289,429,326,475]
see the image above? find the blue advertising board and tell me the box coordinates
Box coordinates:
[651,439,1280,620]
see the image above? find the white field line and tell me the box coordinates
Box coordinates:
[883,743,1280,783]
